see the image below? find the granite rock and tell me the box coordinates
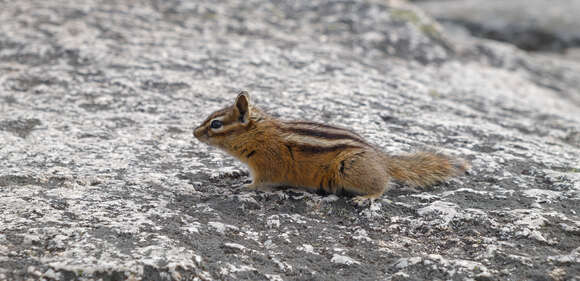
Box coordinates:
[415,0,580,52]
[1,0,579,280]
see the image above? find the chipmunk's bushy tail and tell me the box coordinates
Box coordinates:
[386,151,469,188]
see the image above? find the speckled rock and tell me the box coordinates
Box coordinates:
[415,0,580,52]
[1,0,579,280]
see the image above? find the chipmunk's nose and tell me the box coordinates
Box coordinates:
[193,126,204,139]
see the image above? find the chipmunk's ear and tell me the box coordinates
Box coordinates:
[235,91,250,124]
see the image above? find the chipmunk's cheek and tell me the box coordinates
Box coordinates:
[208,137,221,146]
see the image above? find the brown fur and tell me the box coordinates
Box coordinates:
[194,92,469,202]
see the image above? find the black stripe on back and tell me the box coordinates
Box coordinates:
[282,124,367,145]
[286,127,365,142]
[286,121,364,137]
[290,143,361,154]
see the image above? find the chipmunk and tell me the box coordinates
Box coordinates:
[194,91,468,204]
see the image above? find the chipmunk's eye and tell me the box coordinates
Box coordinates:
[210,120,223,129]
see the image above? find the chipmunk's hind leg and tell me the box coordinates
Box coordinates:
[336,151,389,204]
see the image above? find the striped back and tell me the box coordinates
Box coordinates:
[277,121,369,154]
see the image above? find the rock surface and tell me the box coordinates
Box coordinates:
[1,0,579,280]
[414,0,580,53]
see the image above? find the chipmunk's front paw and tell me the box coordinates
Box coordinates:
[352,196,371,207]
[351,193,382,207]
[243,182,273,192]
[243,182,258,190]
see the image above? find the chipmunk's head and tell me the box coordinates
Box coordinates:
[194,91,254,150]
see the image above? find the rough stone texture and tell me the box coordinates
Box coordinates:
[414,0,580,53]
[1,0,579,280]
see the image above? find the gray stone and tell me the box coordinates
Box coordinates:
[415,0,580,52]
[1,0,580,280]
